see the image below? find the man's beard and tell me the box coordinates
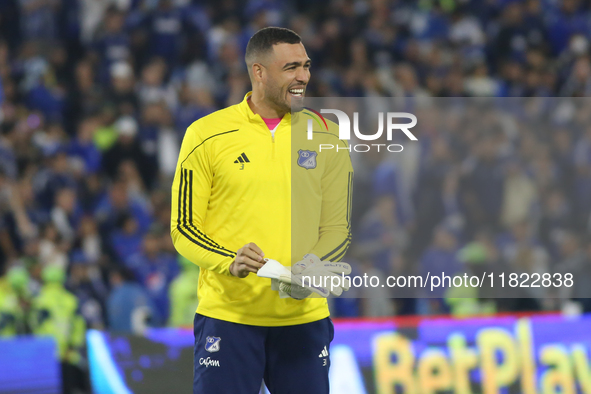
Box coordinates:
[266,85,291,114]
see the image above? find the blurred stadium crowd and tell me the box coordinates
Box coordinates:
[1,0,591,343]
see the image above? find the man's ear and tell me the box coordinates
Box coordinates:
[252,63,264,82]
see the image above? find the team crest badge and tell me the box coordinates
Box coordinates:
[205,336,221,353]
[297,150,317,169]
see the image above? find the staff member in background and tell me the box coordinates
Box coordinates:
[30,265,89,394]
[168,255,200,327]
[0,266,31,336]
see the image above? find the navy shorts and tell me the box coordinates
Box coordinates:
[193,314,334,394]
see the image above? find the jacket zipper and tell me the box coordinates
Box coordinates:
[270,126,277,160]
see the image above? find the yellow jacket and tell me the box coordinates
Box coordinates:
[170,93,353,326]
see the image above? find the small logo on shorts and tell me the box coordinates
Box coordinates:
[319,345,329,366]
[205,336,221,353]
[199,357,220,367]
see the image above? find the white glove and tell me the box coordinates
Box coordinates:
[256,259,298,297]
[281,254,352,299]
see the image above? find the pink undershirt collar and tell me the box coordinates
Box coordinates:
[261,117,282,130]
[247,97,283,131]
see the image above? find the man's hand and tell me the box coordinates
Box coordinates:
[229,242,265,278]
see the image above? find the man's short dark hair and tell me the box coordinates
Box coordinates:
[245,27,301,67]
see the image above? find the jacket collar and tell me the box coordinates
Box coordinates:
[239,92,293,127]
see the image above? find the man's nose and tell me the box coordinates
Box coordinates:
[295,67,309,83]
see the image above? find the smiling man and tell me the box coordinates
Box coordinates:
[171,27,352,394]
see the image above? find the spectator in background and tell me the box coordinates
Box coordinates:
[490,3,528,65]
[127,229,178,325]
[78,0,129,45]
[25,64,66,122]
[419,225,461,314]
[38,223,68,269]
[174,86,215,138]
[94,179,151,235]
[573,152,591,232]
[500,221,549,303]
[106,61,137,116]
[560,56,591,96]
[92,106,119,152]
[102,115,155,188]
[67,117,102,174]
[547,0,589,56]
[356,194,407,275]
[138,101,178,180]
[149,191,174,248]
[92,6,130,84]
[500,160,537,228]
[552,128,576,197]
[109,213,142,264]
[0,126,18,183]
[462,134,505,231]
[33,148,76,212]
[19,0,58,41]
[64,60,103,136]
[155,110,179,179]
[51,187,80,243]
[77,169,106,209]
[137,58,176,110]
[538,189,571,259]
[412,136,456,253]
[8,177,44,242]
[372,159,410,225]
[555,232,588,305]
[74,215,102,262]
[107,265,155,334]
[66,255,107,330]
[119,162,149,209]
[464,62,499,96]
[140,0,187,66]
[358,257,395,317]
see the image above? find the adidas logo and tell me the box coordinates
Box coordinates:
[234,153,250,164]
[318,346,329,358]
